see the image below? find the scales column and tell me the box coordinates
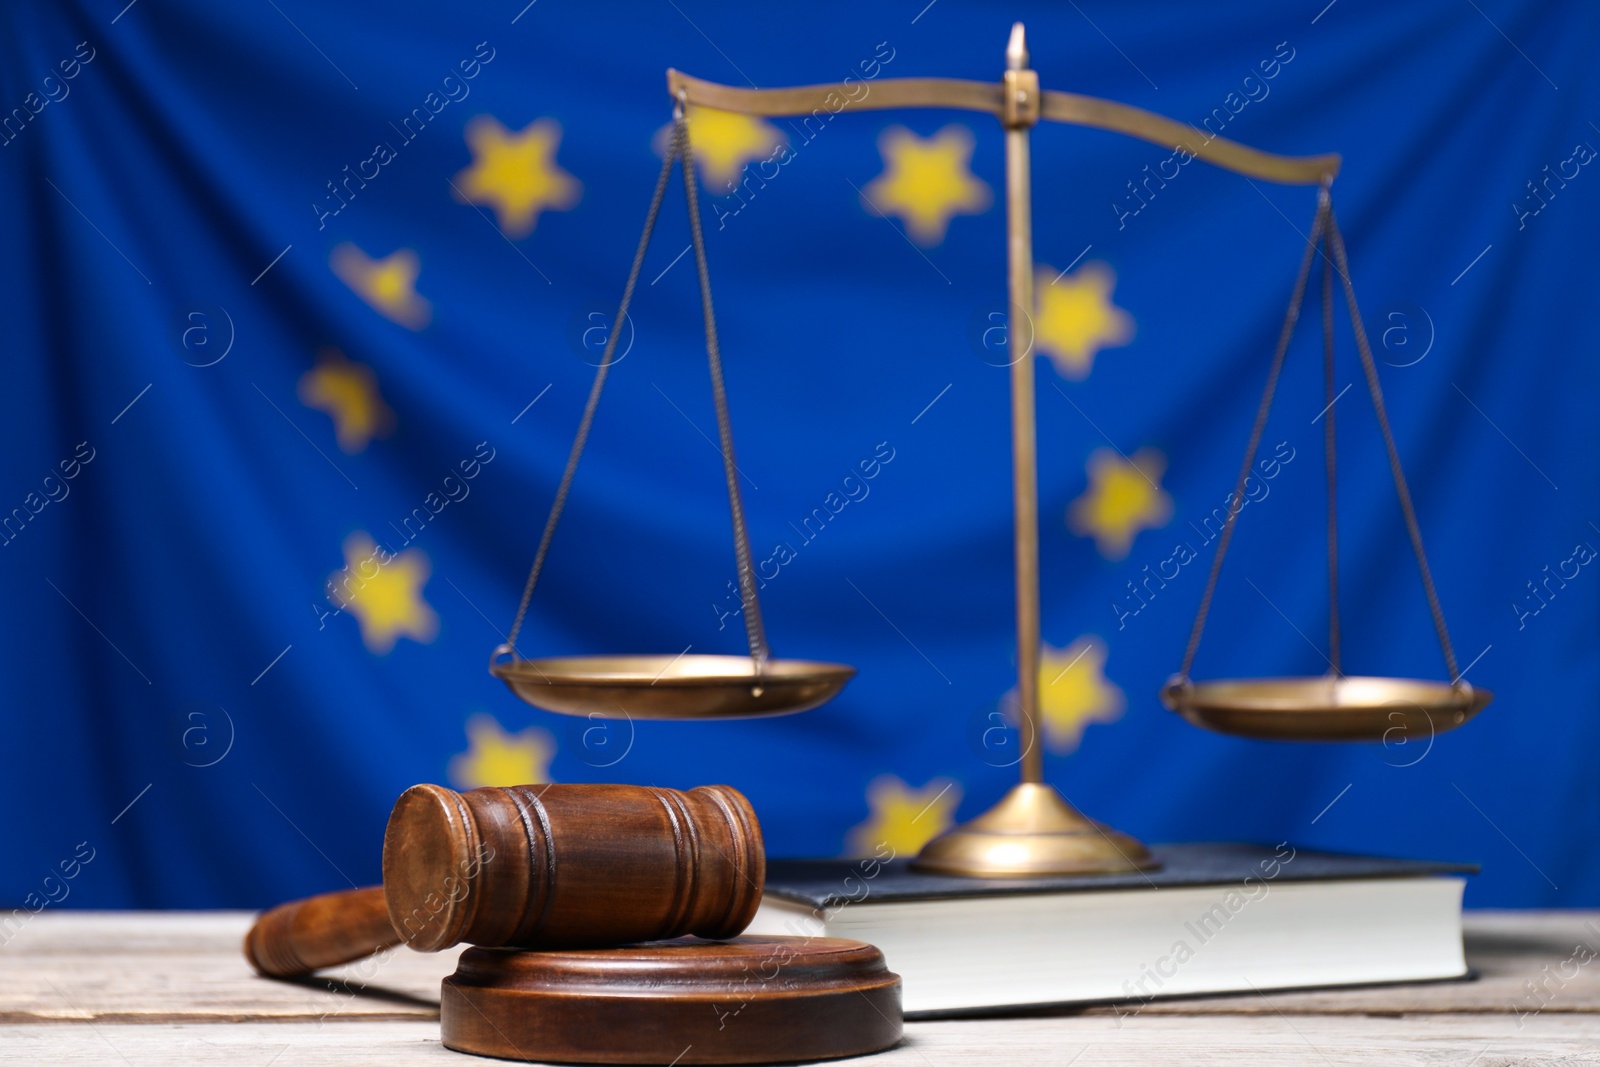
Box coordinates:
[912,23,1157,877]
[1003,22,1044,788]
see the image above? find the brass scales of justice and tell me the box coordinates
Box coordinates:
[488,23,1492,878]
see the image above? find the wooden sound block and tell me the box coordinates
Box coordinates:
[441,935,902,1065]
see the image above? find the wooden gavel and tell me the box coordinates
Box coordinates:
[244,782,764,978]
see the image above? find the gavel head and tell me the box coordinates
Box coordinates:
[382,782,764,953]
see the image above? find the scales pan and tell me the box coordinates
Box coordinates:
[1162,675,1492,742]
[492,654,856,720]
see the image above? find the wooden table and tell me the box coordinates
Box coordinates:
[4,910,1598,1065]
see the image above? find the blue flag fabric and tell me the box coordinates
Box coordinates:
[1,0,1595,911]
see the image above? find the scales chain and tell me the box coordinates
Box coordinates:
[1178,193,1331,680]
[677,100,771,668]
[503,127,682,656]
[1327,211,1460,683]
[503,108,772,672]
[1320,210,1341,675]
[1176,192,1462,688]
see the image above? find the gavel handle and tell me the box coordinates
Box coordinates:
[244,886,401,978]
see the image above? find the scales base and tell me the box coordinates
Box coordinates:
[912,782,1157,877]
[441,936,901,1064]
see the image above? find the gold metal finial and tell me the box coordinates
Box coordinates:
[1005,22,1028,71]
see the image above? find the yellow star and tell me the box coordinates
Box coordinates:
[861,124,991,246]
[1035,637,1124,754]
[657,105,786,190]
[1067,447,1174,560]
[329,244,432,330]
[297,348,395,454]
[452,116,581,238]
[448,713,556,789]
[327,532,439,654]
[844,775,961,858]
[1033,261,1134,379]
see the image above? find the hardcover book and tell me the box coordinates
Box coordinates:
[746,842,1475,1016]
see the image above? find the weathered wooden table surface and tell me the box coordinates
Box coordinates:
[2,910,1598,1064]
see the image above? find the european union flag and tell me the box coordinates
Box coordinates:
[0,0,1594,911]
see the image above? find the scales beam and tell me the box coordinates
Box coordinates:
[666,70,1340,186]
